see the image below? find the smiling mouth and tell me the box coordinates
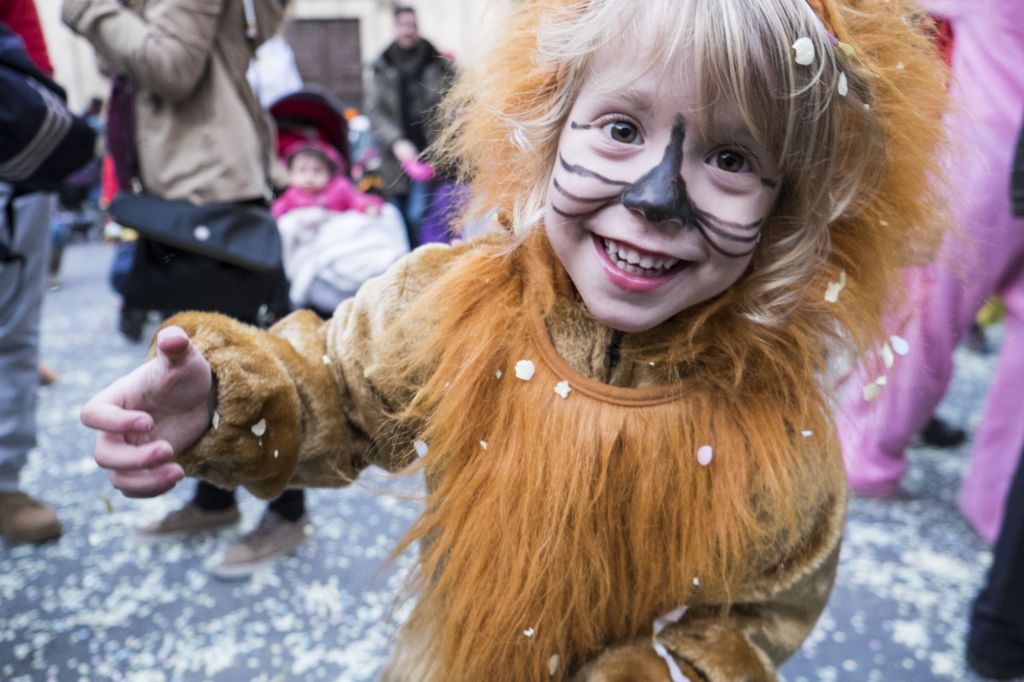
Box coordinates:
[598,236,687,278]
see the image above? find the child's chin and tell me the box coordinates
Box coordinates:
[585,302,670,334]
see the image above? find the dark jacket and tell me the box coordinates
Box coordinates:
[367,39,452,195]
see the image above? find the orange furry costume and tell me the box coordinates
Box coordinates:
[162,0,947,680]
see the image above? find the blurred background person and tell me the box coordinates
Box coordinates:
[840,0,1024,546]
[367,4,452,248]
[63,0,310,579]
[0,0,80,546]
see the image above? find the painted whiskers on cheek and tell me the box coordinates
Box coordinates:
[551,116,770,258]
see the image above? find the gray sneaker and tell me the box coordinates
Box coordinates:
[212,511,310,580]
[136,501,240,538]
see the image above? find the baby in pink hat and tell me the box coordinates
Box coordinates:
[272,140,383,219]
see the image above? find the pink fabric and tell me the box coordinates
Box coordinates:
[840,0,1024,544]
[272,176,383,219]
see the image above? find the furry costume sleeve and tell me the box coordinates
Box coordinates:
[161,241,460,499]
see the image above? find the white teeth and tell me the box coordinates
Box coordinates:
[601,237,680,275]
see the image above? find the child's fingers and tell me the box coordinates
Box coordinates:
[108,463,185,498]
[80,395,153,434]
[94,433,174,472]
[156,326,192,367]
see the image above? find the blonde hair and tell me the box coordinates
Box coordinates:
[433,0,947,349]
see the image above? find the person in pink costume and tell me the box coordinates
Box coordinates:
[840,0,1024,545]
[272,141,383,219]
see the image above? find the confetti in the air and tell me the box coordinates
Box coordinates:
[414,440,429,457]
[825,271,847,303]
[792,37,815,65]
[890,335,910,356]
[863,382,881,402]
[554,381,571,399]
[882,343,895,369]
[697,445,714,467]
[514,360,536,381]
[251,419,267,437]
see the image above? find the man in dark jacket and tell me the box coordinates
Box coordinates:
[367,5,452,247]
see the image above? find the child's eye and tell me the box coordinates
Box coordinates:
[601,120,642,145]
[707,149,751,173]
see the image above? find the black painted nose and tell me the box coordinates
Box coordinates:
[621,117,692,226]
[622,171,683,224]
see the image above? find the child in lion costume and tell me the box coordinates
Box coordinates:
[82,0,947,679]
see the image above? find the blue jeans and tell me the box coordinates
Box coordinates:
[0,186,55,491]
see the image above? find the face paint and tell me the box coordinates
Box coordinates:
[543,39,782,332]
[553,117,768,258]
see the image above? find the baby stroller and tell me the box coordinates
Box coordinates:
[269,87,409,317]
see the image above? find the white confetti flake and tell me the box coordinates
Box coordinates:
[882,343,895,369]
[212,412,220,430]
[838,72,849,97]
[802,430,814,438]
[480,440,489,450]
[863,382,881,402]
[496,370,503,379]
[649,361,656,367]
[875,375,887,387]
[514,360,536,381]
[523,627,535,638]
[697,445,714,467]
[273,450,280,459]
[890,335,910,356]
[838,41,855,56]
[414,440,429,457]
[322,355,332,365]
[251,419,267,437]
[548,654,559,676]
[896,61,905,70]
[792,37,815,66]
[825,270,847,303]
[554,381,571,399]
[692,576,700,587]
[880,219,890,227]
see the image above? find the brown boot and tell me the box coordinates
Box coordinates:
[0,491,63,545]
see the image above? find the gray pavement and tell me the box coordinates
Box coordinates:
[0,240,1014,681]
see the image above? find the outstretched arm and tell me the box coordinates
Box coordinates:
[83,243,463,500]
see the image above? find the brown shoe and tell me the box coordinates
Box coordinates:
[136,501,240,538]
[37,362,58,386]
[0,491,63,545]
[212,511,311,580]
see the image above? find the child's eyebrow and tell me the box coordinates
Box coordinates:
[588,86,656,117]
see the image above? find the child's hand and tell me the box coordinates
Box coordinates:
[80,326,214,498]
